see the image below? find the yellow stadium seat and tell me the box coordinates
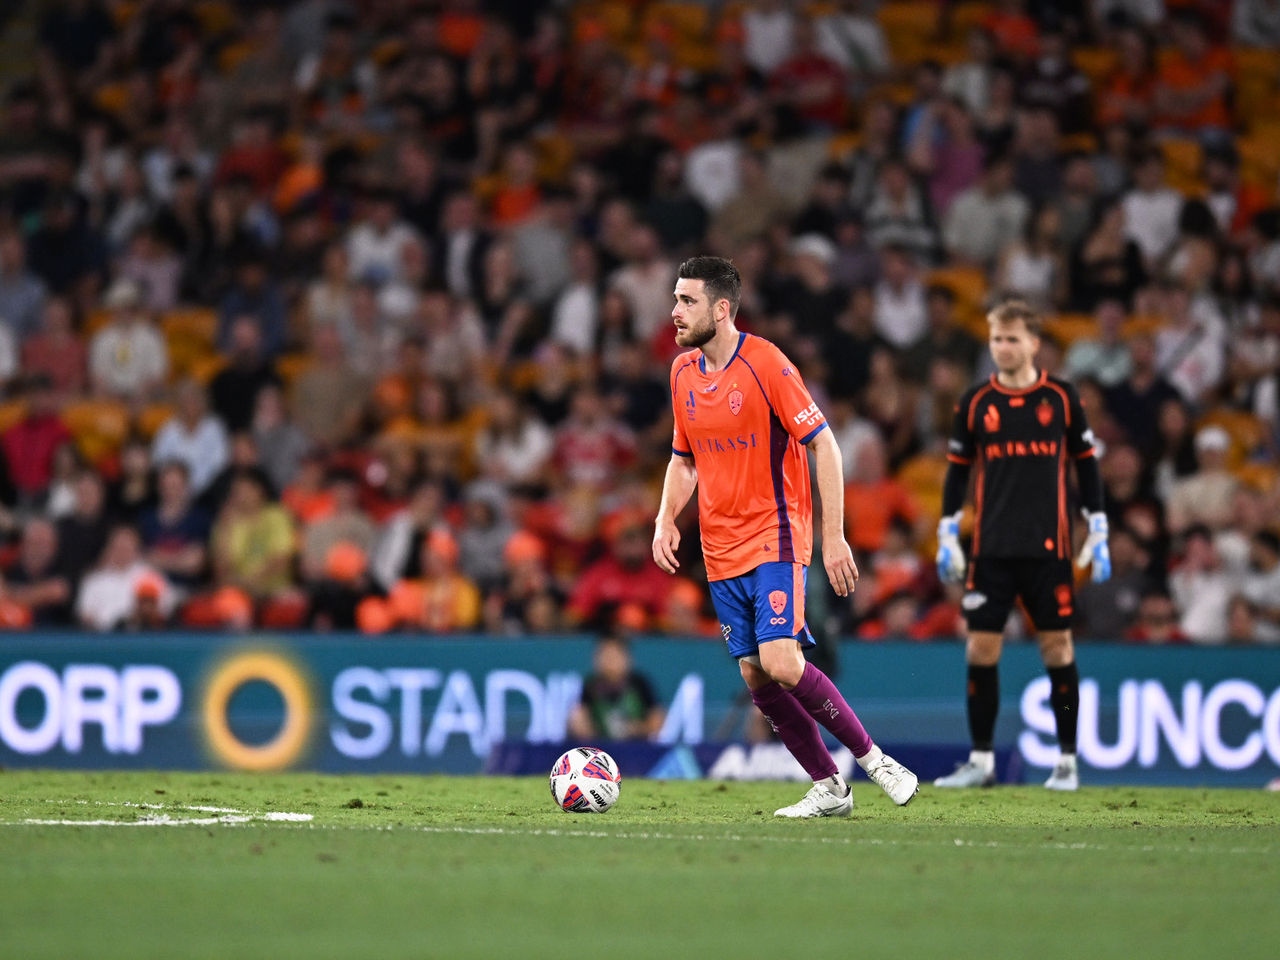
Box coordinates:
[1126,314,1164,339]
[1233,48,1280,130]
[194,1,236,36]
[1198,409,1267,465]
[190,355,227,384]
[136,404,176,440]
[1160,138,1204,195]
[1071,47,1118,86]
[1238,131,1280,190]
[1043,314,1097,350]
[0,401,27,434]
[83,308,114,337]
[276,353,313,386]
[92,83,130,117]
[61,399,130,466]
[877,1,938,66]
[162,308,218,346]
[1235,462,1279,494]
[949,3,994,39]
[644,2,709,43]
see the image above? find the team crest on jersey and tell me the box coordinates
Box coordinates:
[768,590,788,614]
[729,389,744,416]
[984,404,1000,433]
[1036,399,1054,427]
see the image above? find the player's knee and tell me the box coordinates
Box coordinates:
[1038,630,1074,666]
[966,632,1003,666]
[757,642,805,688]
[738,656,771,690]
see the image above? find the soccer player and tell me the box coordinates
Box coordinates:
[652,256,918,817]
[934,299,1111,791]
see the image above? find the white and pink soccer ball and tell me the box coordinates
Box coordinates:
[549,747,622,813]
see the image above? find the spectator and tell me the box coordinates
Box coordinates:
[843,436,920,555]
[0,229,47,339]
[210,469,296,602]
[289,324,369,450]
[151,379,229,497]
[370,479,447,591]
[1064,299,1133,388]
[76,525,174,631]
[21,297,87,398]
[251,384,311,493]
[1170,524,1237,644]
[1122,150,1185,271]
[863,157,937,262]
[210,316,283,432]
[1104,333,1181,456]
[569,634,665,741]
[457,484,514,595]
[218,256,289,359]
[1225,594,1263,644]
[943,152,1030,269]
[88,279,168,400]
[552,385,636,494]
[565,512,671,630]
[871,246,928,350]
[138,460,210,590]
[0,517,73,626]
[299,469,377,584]
[385,530,482,632]
[1233,0,1280,46]
[1153,282,1226,407]
[1153,11,1233,143]
[1070,199,1147,311]
[1125,588,1189,645]
[1241,531,1280,643]
[1074,525,1150,641]
[1166,426,1238,535]
[1,375,72,510]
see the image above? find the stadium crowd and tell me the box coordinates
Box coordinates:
[0,0,1277,644]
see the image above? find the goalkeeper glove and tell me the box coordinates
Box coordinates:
[1075,511,1111,583]
[936,513,966,584]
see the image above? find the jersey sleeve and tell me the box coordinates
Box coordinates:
[759,345,827,443]
[670,359,692,457]
[1065,382,1098,458]
[947,388,977,464]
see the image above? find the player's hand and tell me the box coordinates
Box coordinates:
[652,517,681,574]
[823,536,859,597]
[936,513,966,584]
[1076,511,1111,583]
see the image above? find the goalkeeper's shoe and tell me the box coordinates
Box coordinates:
[1044,755,1079,791]
[861,750,919,806]
[933,761,996,789]
[774,783,853,819]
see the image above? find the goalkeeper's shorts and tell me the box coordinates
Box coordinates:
[708,561,816,659]
[962,556,1074,633]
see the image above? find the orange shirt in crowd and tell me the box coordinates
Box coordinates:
[1155,47,1233,131]
[671,333,826,581]
[843,479,920,555]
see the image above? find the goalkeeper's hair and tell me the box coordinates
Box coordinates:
[987,298,1043,337]
[678,256,741,318]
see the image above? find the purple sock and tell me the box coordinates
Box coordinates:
[790,662,874,759]
[750,680,838,781]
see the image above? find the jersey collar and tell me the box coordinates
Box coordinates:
[988,368,1047,396]
[699,331,747,375]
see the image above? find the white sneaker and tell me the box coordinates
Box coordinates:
[933,761,996,788]
[862,752,919,806]
[1044,756,1079,791]
[774,783,853,819]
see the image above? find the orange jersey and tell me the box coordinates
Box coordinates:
[671,333,826,581]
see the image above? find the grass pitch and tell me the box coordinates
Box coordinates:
[1,771,1277,960]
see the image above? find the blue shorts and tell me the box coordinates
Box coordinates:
[709,561,815,659]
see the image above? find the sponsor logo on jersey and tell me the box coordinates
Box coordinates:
[768,590,788,614]
[962,592,987,610]
[984,404,1001,433]
[685,389,696,421]
[693,433,758,455]
[983,439,1059,460]
[793,402,823,428]
[1037,399,1054,427]
[729,389,744,415]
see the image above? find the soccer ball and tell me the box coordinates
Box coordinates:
[549,747,622,813]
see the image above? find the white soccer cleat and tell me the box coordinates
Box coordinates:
[774,783,854,819]
[863,752,919,806]
[1044,755,1079,791]
[933,761,996,788]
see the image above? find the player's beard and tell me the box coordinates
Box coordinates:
[675,313,716,348]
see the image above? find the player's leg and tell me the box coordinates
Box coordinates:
[935,557,1014,788]
[711,573,847,818]
[754,563,918,805]
[1026,557,1081,790]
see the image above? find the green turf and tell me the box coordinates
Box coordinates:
[1,771,1277,960]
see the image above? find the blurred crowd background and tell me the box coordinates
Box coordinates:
[0,0,1277,645]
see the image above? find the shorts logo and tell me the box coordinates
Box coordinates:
[962,592,987,610]
[984,404,1000,433]
[1037,399,1053,427]
[768,590,788,614]
[768,617,788,625]
[729,390,744,416]
[720,623,732,639]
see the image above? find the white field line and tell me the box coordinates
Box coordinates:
[4,800,311,827]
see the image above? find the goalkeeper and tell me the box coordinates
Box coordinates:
[934,300,1109,791]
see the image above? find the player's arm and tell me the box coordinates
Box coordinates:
[938,394,976,583]
[807,428,859,597]
[653,453,697,574]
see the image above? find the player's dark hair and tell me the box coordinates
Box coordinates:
[678,256,741,318]
[987,298,1043,337]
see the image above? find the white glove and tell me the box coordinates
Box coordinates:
[1075,511,1111,583]
[936,513,966,584]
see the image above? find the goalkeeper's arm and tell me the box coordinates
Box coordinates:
[936,460,970,583]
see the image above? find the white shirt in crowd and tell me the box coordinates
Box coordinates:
[1122,186,1183,264]
[89,321,168,398]
[77,563,176,631]
[872,278,928,349]
[151,414,230,494]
